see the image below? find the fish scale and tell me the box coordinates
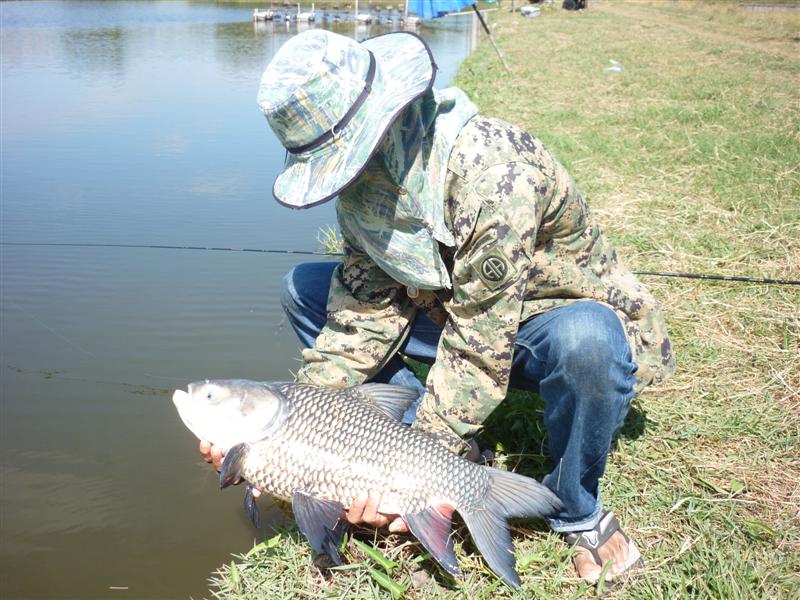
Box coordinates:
[173,379,563,588]
[242,383,488,515]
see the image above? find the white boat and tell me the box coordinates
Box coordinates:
[253,8,275,21]
[295,3,315,22]
[400,15,420,28]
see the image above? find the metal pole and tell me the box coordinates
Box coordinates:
[472,4,510,72]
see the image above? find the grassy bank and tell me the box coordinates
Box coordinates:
[210,1,799,598]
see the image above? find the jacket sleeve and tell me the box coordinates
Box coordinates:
[412,162,539,447]
[295,234,417,389]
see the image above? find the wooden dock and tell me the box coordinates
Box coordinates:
[253,3,422,26]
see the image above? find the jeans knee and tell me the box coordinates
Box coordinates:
[280,262,333,320]
[548,303,636,399]
[553,304,624,360]
[280,267,301,318]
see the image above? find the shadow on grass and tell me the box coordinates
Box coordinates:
[473,388,650,480]
[406,359,651,483]
[618,398,650,442]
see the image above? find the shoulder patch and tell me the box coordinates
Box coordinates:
[471,247,517,291]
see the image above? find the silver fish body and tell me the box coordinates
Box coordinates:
[241,382,487,515]
[173,380,562,588]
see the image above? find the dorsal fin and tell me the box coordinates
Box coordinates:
[355,384,420,421]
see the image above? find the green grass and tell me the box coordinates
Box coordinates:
[210,2,800,598]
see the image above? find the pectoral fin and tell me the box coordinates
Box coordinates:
[219,442,248,489]
[243,484,261,529]
[291,491,347,564]
[403,504,461,577]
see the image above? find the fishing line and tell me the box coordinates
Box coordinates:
[3,364,173,395]
[2,242,799,285]
[5,298,96,356]
[3,290,244,388]
[0,241,332,256]
[631,271,799,286]
[4,301,194,387]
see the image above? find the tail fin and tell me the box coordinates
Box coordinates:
[460,467,562,588]
[481,466,563,519]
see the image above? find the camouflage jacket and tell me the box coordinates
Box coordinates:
[297,115,675,452]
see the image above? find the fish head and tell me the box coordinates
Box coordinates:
[172,379,289,452]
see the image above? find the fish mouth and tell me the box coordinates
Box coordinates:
[172,388,191,409]
[172,388,205,443]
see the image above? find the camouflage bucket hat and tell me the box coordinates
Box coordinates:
[257,29,436,209]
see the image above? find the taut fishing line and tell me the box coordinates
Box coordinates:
[2,242,799,286]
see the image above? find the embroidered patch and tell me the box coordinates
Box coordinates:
[473,247,516,290]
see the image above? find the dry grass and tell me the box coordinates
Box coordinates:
[211,1,799,598]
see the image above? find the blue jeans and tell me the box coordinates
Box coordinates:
[281,262,638,532]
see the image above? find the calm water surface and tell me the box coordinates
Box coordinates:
[0,2,474,597]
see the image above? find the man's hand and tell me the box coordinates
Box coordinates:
[198,439,225,471]
[346,492,408,533]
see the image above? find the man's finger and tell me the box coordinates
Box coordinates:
[199,440,212,462]
[346,495,368,525]
[363,496,390,528]
[362,492,382,523]
[388,517,408,533]
[210,446,224,471]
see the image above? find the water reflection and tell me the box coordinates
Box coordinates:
[1,462,120,540]
[214,21,269,73]
[0,2,474,598]
[60,26,128,78]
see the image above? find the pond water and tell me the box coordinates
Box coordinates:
[0,2,475,597]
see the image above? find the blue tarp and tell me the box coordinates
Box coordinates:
[407,0,477,19]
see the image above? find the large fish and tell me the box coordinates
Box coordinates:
[173,379,562,588]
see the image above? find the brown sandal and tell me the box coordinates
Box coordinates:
[563,511,643,582]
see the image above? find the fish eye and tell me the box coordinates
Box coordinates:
[207,392,213,399]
